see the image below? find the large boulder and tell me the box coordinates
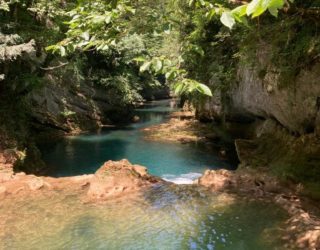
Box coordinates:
[0,160,162,201]
[196,168,283,196]
[87,159,162,201]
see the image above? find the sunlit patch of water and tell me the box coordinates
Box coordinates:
[0,184,288,250]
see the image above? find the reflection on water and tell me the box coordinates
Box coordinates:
[0,184,287,250]
[40,100,235,181]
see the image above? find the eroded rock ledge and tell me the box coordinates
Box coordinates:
[0,159,163,202]
[197,169,320,249]
[0,159,319,248]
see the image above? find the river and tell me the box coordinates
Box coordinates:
[40,100,235,183]
[0,100,289,249]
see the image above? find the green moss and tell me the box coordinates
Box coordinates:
[238,15,320,88]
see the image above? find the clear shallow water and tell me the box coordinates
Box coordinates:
[0,184,288,250]
[40,100,235,182]
[8,107,289,249]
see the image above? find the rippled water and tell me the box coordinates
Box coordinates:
[24,100,290,249]
[40,100,236,182]
[0,184,288,250]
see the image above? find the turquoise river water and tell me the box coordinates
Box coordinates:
[40,100,235,183]
[0,100,290,249]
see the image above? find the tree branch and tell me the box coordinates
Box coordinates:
[40,62,69,71]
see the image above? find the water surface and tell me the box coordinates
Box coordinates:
[3,100,291,249]
[40,100,235,182]
[0,184,288,250]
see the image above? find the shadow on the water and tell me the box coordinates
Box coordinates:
[38,99,238,178]
[42,138,129,177]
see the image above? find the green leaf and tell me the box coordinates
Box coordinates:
[165,71,176,81]
[133,57,146,62]
[92,15,105,23]
[268,6,279,17]
[266,0,285,17]
[153,59,163,73]
[60,46,66,57]
[231,5,248,17]
[45,45,58,52]
[81,31,90,41]
[105,14,112,24]
[140,61,152,73]
[102,44,109,51]
[246,0,284,18]
[197,83,212,96]
[263,0,284,9]
[174,82,185,95]
[220,11,236,29]
[246,0,262,16]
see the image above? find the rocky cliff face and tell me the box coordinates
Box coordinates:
[199,46,320,197]
[229,58,320,136]
[0,33,135,173]
[27,60,134,136]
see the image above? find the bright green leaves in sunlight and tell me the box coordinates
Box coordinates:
[135,56,212,98]
[45,0,214,99]
[136,57,168,75]
[220,11,236,29]
[174,79,213,97]
[0,0,24,12]
[246,0,285,17]
[0,1,10,11]
[221,0,293,29]
[46,0,134,56]
[191,0,293,29]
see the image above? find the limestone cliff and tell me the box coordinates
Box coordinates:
[0,33,135,173]
[199,46,320,197]
[229,57,320,136]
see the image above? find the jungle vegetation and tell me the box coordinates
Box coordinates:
[1,0,319,105]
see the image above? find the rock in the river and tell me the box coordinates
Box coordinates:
[87,159,162,201]
[197,168,283,196]
[132,115,140,123]
[0,160,161,200]
[197,169,235,191]
[0,172,14,183]
[27,177,44,191]
[0,185,6,199]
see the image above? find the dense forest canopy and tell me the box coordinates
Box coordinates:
[1,0,319,99]
[2,0,320,103]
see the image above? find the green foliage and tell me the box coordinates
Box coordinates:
[174,79,212,97]
[134,56,213,97]
[116,34,147,64]
[60,109,76,118]
[46,0,134,55]
[189,0,294,29]
[98,74,144,105]
[45,0,214,100]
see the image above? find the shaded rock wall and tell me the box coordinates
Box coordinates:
[27,61,125,135]
[229,59,320,136]
[198,45,320,195]
[0,33,134,173]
